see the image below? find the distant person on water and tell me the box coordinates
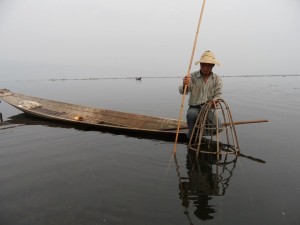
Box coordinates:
[179,50,223,139]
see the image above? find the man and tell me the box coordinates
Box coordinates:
[179,50,223,139]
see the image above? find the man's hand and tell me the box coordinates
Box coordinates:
[183,76,190,87]
[209,99,219,108]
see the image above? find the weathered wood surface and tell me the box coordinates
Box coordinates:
[0,89,188,139]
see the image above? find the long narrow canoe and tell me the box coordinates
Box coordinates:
[0,89,188,141]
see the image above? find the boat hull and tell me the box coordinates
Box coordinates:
[0,89,188,142]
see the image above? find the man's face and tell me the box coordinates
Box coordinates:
[200,63,214,76]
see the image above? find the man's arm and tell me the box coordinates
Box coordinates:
[178,75,191,95]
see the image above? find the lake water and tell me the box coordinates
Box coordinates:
[0,75,299,225]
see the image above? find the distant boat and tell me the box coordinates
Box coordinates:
[0,89,188,141]
[135,77,142,81]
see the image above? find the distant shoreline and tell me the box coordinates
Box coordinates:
[1,74,299,82]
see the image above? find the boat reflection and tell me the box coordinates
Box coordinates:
[175,147,237,222]
[4,113,76,129]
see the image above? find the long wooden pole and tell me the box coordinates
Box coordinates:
[173,0,207,154]
[222,119,269,127]
[164,119,268,131]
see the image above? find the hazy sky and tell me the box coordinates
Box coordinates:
[1,0,299,78]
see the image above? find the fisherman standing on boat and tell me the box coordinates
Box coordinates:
[179,50,223,139]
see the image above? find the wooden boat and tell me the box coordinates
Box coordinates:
[0,89,188,141]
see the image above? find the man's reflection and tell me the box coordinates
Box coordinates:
[177,149,236,221]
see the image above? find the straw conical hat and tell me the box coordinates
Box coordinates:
[195,50,220,66]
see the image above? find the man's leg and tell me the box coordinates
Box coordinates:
[186,107,199,139]
[206,109,222,135]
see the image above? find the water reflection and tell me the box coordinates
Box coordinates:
[176,148,237,222]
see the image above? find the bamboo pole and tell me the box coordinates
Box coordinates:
[222,119,268,127]
[173,0,207,154]
[164,119,268,132]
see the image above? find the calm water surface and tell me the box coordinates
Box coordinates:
[0,76,299,225]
